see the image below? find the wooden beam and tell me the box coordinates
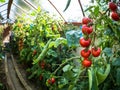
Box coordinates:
[7,0,13,19]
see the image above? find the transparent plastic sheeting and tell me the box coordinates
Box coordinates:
[0,0,91,23]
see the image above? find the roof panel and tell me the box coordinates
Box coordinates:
[0,3,7,12]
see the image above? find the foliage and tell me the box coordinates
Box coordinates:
[0,0,5,3]
[63,0,120,90]
[12,0,120,90]
[12,7,80,89]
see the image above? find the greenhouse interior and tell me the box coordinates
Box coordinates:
[0,0,120,90]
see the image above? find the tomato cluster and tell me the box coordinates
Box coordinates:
[80,17,101,68]
[47,77,56,85]
[109,2,120,21]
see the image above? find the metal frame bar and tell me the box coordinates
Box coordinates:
[2,14,7,18]
[0,2,8,7]
[48,0,66,22]
[2,17,14,22]
[2,13,7,16]
[0,9,7,13]
[13,2,28,14]
[23,0,37,10]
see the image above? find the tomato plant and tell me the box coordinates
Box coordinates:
[11,0,120,90]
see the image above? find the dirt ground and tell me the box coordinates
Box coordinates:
[0,60,7,90]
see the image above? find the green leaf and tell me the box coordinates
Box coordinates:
[55,37,67,48]
[88,69,92,90]
[63,0,71,12]
[63,64,71,72]
[49,38,67,48]
[65,30,82,47]
[94,6,99,16]
[96,64,110,85]
[58,77,68,88]
[112,57,120,66]
[0,0,5,3]
[47,49,57,57]
[116,68,120,85]
[68,85,74,90]
[88,68,99,90]
[103,48,112,57]
[49,41,55,48]
[84,6,94,12]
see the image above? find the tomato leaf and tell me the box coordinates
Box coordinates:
[47,49,58,57]
[88,68,99,90]
[94,6,99,17]
[84,6,94,12]
[65,30,82,47]
[0,0,5,3]
[103,48,113,57]
[63,64,72,72]
[116,68,120,85]
[88,69,92,90]
[112,57,120,66]
[63,0,71,12]
[96,64,110,85]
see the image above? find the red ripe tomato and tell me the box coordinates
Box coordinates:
[39,75,43,80]
[82,25,93,35]
[79,37,91,47]
[87,26,93,34]
[81,49,91,58]
[47,78,55,84]
[91,47,101,57]
[111,12,119,21]
[82,17,91,24]
[82,25,89,34]
[82,59,92,67]
[33,50,37,55]
[38,60,46,69]
[109,2,117,11]
[51,78,56,84]
[47,79,52,84]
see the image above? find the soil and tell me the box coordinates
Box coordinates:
[0,55,39,90]
[14,56,40,90]
[0,60,7,90]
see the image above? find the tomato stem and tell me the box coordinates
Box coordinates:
[53,56,80,75]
